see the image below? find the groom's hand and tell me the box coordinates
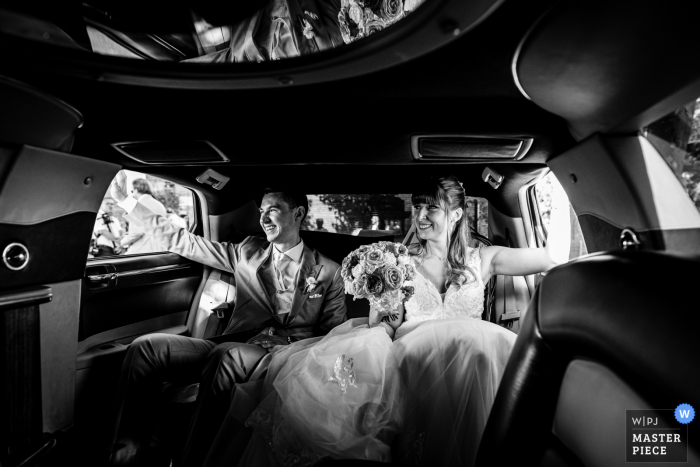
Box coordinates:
[247,334,289,351]
[110,171,129,203]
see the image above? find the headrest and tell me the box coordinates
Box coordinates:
[539,250,700,410]
[0,75,83,152]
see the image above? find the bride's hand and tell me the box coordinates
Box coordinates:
[368,302,402,339]
[368,302,388,328]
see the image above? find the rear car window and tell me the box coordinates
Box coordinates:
[644,96,700,213]
[302,194,488,240]
[88,171,195,259]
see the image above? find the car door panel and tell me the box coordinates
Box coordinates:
[76,236,204,463]
[548,134,700,253]
[0,145,119,289]
[80,253,202,342]
[0,144,118,463]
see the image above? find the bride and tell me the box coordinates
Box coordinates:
[233,176,563,467]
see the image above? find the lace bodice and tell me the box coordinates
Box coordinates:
[395,246,485,339]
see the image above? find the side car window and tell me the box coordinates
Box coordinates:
[534,172,588,260]
[644,96,700,213]
[88,171,196,259]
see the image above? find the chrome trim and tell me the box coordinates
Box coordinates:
[0,286,52,309]
[3,242,29,271]
[88,264,191,282]
[620,228,641,250]
[88,273,117,282]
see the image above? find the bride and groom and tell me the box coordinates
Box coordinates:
[107,174,560,467]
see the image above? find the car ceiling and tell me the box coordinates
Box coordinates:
[1,0,698,216]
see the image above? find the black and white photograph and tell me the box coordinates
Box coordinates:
[0,1,698,466]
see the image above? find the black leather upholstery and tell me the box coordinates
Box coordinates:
[476,251,700,466]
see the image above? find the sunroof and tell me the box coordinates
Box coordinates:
[0,0,504,89]
[2,0,428,63]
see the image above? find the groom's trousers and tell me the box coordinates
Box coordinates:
[108,332,268,467]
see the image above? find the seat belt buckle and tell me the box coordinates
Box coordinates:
[215,309,225,319]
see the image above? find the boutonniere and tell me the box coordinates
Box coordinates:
[303,266,323,294]
[304,277,318,294]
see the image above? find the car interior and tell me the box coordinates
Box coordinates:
[0,1,699,466]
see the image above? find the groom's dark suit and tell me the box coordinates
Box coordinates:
[109,201,347,467]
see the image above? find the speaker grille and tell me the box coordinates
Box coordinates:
[112,141,228,165]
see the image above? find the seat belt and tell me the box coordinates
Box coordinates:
[494,228,521,332]
[499,275,521,332]
[203,271,235,339]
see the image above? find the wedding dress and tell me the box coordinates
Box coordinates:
[237,247,516,467]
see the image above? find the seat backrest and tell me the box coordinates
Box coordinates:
[470,229,496,321]
[0,75,83,151]
[476,251,700,467]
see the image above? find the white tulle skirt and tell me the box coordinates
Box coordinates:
[392,317,516,466]
[238,317,516,467]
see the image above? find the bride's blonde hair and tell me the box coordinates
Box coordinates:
[411,176,478,288]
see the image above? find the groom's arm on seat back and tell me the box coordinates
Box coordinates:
[315,266,347,335]
[125,201,245,273]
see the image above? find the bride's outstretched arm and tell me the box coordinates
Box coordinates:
[479,191,571,282]
[480,245,561,283]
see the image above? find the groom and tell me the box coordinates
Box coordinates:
[107,172,347,466]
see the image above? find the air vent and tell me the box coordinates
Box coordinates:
[411,136,533,161]
[111,140,229,165]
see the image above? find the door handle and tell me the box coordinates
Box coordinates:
[88,273,117,282]
[85,263,117,290]
[85,264,190,290]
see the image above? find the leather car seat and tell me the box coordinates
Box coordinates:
[475,251,700,467]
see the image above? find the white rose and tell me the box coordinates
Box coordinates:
[384,253,397,266]
[398,255,411,265]
[352,263,364,278]
[344,281,354,295]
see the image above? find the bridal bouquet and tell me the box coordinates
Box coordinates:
[341,241,417,315]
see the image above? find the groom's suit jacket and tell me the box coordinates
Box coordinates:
[125,202,347,340]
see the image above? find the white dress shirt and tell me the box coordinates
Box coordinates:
[272,241,304,288]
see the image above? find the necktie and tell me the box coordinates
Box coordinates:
[274,253,292,292]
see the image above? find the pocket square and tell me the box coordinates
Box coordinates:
[309,293,322,299]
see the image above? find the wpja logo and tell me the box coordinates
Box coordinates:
[626,404,694,463]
